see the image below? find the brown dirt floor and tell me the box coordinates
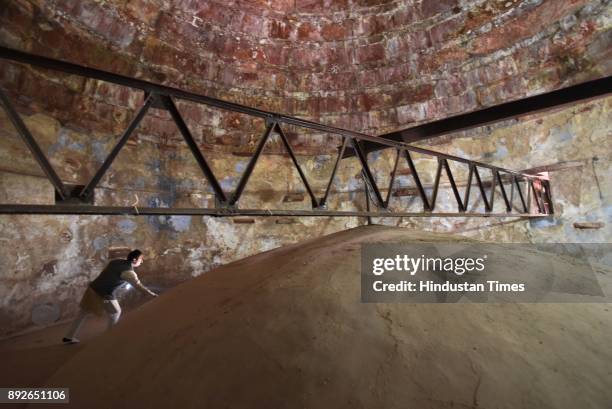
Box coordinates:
[0,225,610,408]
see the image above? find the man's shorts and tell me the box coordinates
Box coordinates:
[79,286,119,316]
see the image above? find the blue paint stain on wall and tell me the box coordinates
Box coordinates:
[148,196,162,208]
[158,175,177,205]
[146,214,191,234]
[147,197,169,232]
[348,177,361,200]
[145,196,188,234]
[529,217,561,229]
[92,141,109,163]
[134,177,146,189]
[550,127,573,143]
[47,132,67,156]
[117,219,138,234]
[313,155,328,170]
[48,130,85,155]
[146,215,165,233]
[221,177,236,191]
[369,151,381,161]
[179,179,196,190]
[142,156,179,207]
[93,236,108,251]
[396,175,411,186]
[169,216,192,232]
[492,146,508,160]
[235,161,247,173]
[146,158,163,172]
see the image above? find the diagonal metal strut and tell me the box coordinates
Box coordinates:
[79,94,154,200]
[0,88,69,200]
[161,95,227,204]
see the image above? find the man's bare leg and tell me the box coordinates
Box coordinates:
[105,299,121,330]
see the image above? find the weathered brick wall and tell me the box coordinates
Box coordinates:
[0,0,610,336]
[1,0,610,148]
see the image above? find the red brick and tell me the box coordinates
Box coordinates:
[476,76,528,106]
[232,13,265,37]
[139,114,180,138]
[174,102,217,127]
[156,12,203,48]
[93,82,143,110]
[429,14,465,44]
[297,22,320,41]
[391,84,434,106]
[268,19,292,40]
[18,72,76,113]
[434,75,466,98]
[421,0,459,19]
[296,0,323,13]
[194,2,233,28]
[355,93,390,112]
[62,2,136,48]
[321,21,350,41]
[470,0,589,55]
[355,43,385,64]
[290,47,321,69]
[0,0,34,37]
[322,44,350,66]
[124,0,160,25]
[69,95,132,134]
[396,103,427,124]
[319,95,349,114]
[264,44,289,66]
[355,68,382,88]
[390,7,416,27]
[322,0,349,12]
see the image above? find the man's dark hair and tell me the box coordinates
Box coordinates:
[127,249,143,263]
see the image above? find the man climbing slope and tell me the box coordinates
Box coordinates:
[62,249,157,344]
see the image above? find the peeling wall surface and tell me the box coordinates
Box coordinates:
[370,97,612,244]
[0,0,611,336]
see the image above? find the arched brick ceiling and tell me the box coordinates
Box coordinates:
[1,0,610,151]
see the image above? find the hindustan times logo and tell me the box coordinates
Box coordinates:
[372,254,487,276]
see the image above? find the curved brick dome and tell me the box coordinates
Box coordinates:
[0,0,609,151]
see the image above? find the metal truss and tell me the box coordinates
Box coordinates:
[0,46,553,218]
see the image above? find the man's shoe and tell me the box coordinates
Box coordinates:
[62,337,80,344]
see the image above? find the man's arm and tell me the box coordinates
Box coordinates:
[120,270,157,297]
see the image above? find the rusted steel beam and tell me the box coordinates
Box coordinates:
[361,75,612,153]
[319,137,348,208]
[229,122,275,206]
[496,171,512,212]
[429,160,443,211]
[275,124,319,209]
[442,159,465,212]
[0,88,69,200]
[384,149,401,208]
[351,140,384,207]
[161,95,227,204]
[0,204,546,218]
[403,150,431,211]
[0,46,546,180]
[80,94,154,200]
